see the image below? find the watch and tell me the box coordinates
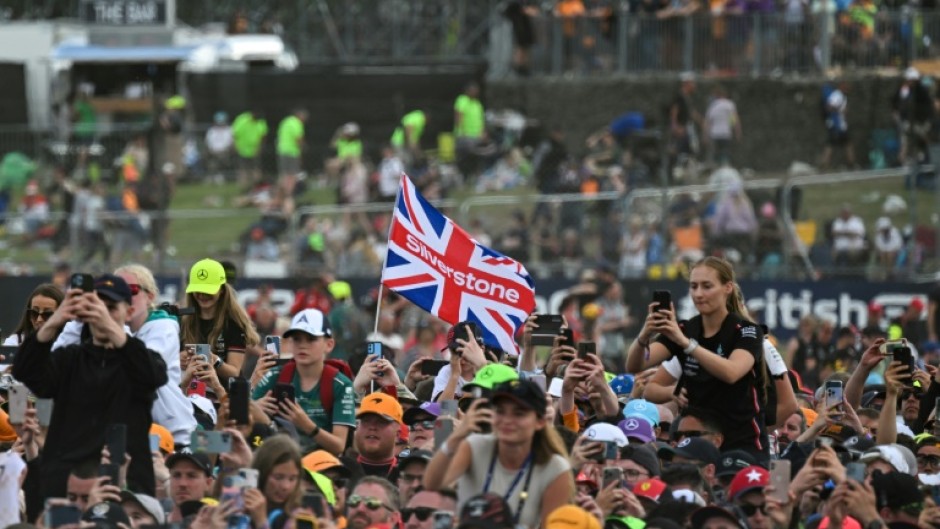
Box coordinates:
[683,338,699,356]
[214,356,223,369]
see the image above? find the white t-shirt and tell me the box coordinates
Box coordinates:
[432,364,469,401]
[378,157,404,198]
[832,216,866,251]
[205,126,233,154]
[0,451,26,527]
[706,98,738,140]
[874,227,903,254]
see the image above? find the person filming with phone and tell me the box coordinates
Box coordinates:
[626,257,769,463]
[13,274,169,498]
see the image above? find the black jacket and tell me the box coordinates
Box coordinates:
[12,332,168,497]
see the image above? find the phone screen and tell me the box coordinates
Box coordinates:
[577,342,596,360]
[653,290,672,312]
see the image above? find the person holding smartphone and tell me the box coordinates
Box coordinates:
[626,257,770,463]
[433,323,489,402]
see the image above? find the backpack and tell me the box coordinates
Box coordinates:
[277,359,353,424]
[675,315,778,427]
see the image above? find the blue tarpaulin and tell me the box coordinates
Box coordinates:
[52,44,198,63]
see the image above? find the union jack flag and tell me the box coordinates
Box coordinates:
[381,174,536,353]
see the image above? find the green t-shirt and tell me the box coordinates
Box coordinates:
[231,113,268,158]
[391,110,426,148]
[277,115,305,157]
[74,100,97,138]
[252,364,356,432]
[336,138,363,160]
[454,95,484,138]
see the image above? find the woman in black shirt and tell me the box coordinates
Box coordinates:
[626,256,769,462]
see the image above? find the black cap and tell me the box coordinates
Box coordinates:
[690,506,743,529]
[658,437,720,466]
[457,493,515,529]
[716,449,758,477]
[165,452,212,476]
[82,502,131,529]
[872,471,924,513]
[94,274,133,304]
[491,379,547,417]
[398,448,434,467]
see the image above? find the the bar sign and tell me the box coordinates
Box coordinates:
[81,0,167,25]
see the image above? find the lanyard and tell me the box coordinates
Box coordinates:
[482,449,534,522]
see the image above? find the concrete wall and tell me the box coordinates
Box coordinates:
[488,76,904,172]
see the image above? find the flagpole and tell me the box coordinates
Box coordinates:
[371,173,406,393]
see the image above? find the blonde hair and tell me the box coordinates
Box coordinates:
[114,263,158,309]
[181,283,260,348]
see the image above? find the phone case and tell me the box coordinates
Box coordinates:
[8,385,27,424]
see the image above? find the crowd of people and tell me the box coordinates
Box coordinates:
[0,254,939,529]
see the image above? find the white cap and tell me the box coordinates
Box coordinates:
[582,422,629,447]
[876,217,892,230]
[860,445,911,475]
[189,395,217,426]
[285,309,332,338]
[120,491,166,524]
[905,66,921,81]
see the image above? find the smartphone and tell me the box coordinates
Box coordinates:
[653,290,672,312]
[220,475,245,512]
[531,315,564,346]
[602,466,624,489]
[0,346,17,365]
[578,342,596,360]
[434,416,455,448]
[187,380,207,397]
[591,441,618,463]
[421,360,449,376]
[98,463,121,486]
[529,374,547,392]
[193,344,211,362]
[35,398,53,427]
[440,400,459,417]
[238,468,259,489]
[228,377,250,425]
[8,384,27,424]
[302,491,326,517]
[274,383,296,408]
[44,502,82,528]
[559,328,575,349]
[296,516,318,529]
[845,462,866,483]
[893,347,916,386]
[265,336,281,357]
[769,460,791,503]
[880,339,907,355]
[433,511,455,529]
[825,380,843,412]
[149,434,161,453]
[228,515,251,529]
[367,341,384,380]
[107,423,127,466]
[70,273,94,292]
[191,430,233,454]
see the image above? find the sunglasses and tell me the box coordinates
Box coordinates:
[918,455,940,467]
[128,283,143,296]
[332,477,348,489]
[28,309,55,321]
[409,420,436,431]
[401,507,436,522]
[346,495,390,511]
[738,503,768,516]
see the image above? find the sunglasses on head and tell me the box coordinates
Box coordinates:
[346,495,390,511]
[738,503,768,516]
[409,420,435,431]
[401,507,436,522]
[28,309,55,321]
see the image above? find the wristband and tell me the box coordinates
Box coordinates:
[309,424,321,437]
[683,339,698,356]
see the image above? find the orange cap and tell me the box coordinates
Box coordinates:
[356,393,403,425]
[0,409,16,442]
[801,407,818,427]
[150,423,174,454]
[302,449,342,474]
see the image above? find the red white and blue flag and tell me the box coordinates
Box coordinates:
[381,174,536,353]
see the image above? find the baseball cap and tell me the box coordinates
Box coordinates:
[583,422,630,447]
[690,506,743,529]
[633,478,668,503]
[819,424,859,445]
[860,445,912,475]
[622,445,662,477]
[491,379,547,417]
[658,437,720,466]
[189,394,217,427]
[576,470,598,490]
[911,298,925,312]
[284,309,332,339]
[446,321,485,351]
[186,258,226,295]
[716,449,758,478]
[872,471,924,513]
[0,409,15,442]
[82,501,131,529]
[619,417,655,443]
[94,274,133,304]
[327,281,352,300]
[624,399,660,427]
[545,505,601,529]
[402,402,441,425]
[457,493,515,529]
[609,374,635,396]
[398,448,434,466]
[150,423,174,454]
[356,393,404,424]
[905,66,921,80]
[301,450,349,476]
[119,491,166,524]
[166,452,212,476]
[464,364,519,392]
[728,465,769,500]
